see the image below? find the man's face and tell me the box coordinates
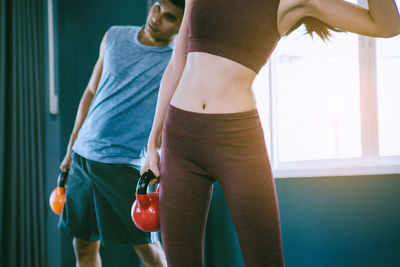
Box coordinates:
[144,0,183,42]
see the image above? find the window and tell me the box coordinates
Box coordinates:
[252,0,400,177]
[377,32,400,156]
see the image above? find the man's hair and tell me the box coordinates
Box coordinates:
[169,0,185,9]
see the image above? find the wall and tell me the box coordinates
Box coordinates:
[205,175,400,267]
[278,174,400,267]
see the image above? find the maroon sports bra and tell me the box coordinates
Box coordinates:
[188,0,281,73]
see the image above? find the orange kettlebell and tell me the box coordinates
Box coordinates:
[131,170,160,232]
[49,171,68,216]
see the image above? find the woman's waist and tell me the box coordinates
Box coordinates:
[171,88,256,114]
[172,52,258,113]
[172,76,257,113]
[163,104,263,140]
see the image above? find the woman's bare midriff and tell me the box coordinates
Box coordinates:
[170,52,258,114]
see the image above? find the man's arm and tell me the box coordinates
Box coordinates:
[59,31,108,171]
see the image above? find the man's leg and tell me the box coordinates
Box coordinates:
[133,242,167,267]
[73,238,102,267]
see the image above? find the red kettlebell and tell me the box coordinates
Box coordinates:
[131,170,160,232]
[49,171,68,216]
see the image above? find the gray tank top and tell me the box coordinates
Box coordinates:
[72,26,173,166]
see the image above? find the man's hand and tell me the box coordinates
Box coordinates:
[141,149,160,186]
[60,152,72,172]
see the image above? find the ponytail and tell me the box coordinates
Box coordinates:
[285,17,343,41]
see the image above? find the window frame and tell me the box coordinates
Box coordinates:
[264,18,400,178]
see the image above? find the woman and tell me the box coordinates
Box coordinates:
[141,0,400,266]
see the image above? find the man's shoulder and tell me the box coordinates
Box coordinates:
[107,25,141,36]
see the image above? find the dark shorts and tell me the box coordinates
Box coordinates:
[58,152,151,245]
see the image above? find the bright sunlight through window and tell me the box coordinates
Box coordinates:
[252,0,400,177]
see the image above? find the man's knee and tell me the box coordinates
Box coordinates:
[134,242,166,266]
[73,238,100,259]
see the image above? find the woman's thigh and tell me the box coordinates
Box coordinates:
[160,130,214,267]
[205,135,284,266]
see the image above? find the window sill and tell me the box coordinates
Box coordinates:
[273,156,400,178]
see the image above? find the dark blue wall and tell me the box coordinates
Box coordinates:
[45,0,62,265]
[278,174,400,267]
[206,175,400,267]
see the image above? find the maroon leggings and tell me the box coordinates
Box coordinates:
[160,104,284,267]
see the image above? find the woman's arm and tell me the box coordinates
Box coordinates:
[309,0,400,37]
[142,0,193,177]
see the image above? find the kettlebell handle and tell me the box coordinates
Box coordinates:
[136,170,156,195]
[57,170,69,188]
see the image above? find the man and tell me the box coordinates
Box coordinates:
[58,1,184,266]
